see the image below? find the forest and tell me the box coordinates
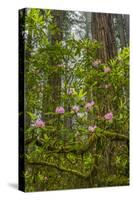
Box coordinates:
[19,8,129,192]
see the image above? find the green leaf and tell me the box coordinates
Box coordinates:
[27,112,37,120]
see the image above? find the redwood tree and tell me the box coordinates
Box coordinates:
[91,13,117,62]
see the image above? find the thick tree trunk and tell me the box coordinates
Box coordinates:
[91,13,117,62]
[91,13,118,178]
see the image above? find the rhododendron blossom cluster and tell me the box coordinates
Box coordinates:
[72,105,80,113]
[88,125,97,132]
[67,88,75,95]
[85,100,95,111]
[104,112,113,121]
[55,106,65,114]
[92,59,101,68]
[35,119,45,128]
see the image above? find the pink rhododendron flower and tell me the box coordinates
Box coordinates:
[72,105,80,113]
[55,106,65,114]
[90,100,95,106]
[35,119,45,128]
[85,100,95,111]
[67,88,75,95]
[92,59,101,68]
[88,125,97,132]
[104,67,111,73]
[104,112,113,121]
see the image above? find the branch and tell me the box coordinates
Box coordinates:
[47,145,89,154]
[103,131,129,142]
[26,160,92,179]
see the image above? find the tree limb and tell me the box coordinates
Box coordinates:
[103,131,129,142]
[26,160,92,179]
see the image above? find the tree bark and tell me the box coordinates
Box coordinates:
[49,10,63,110]
[91,13,117,62]
[25,8,33,127]
[42,10,64,120]
[115,14,127,49]
[123,15,129,46]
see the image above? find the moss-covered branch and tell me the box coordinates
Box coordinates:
[103,131,129,142]
[26,160,92,179]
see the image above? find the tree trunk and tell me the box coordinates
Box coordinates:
[84,12,91,38]
[48,10,63,111]
[91,13,117,62]
[123,15,129,46]
[116,14,126,48]
[42,10,64,119]
[25,8,33,127]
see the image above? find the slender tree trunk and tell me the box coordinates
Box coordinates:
[25,8,33,127]
[85,12,92,39]
[42,10,64,120]
[85,12,89,38]
[49,10,63,111]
